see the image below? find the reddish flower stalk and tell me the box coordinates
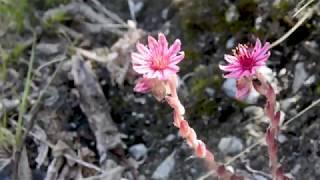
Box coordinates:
[252,73,290,180]
[132,33,243,180]
[165,76,243,180]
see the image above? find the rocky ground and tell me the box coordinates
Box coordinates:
[0,0,320,180]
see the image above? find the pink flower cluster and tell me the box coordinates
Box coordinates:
[131,33,287,179]
[131,33,244,180]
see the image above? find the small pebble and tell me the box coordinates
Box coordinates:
[129,144,148,160]
[152,151,176,179]
[218,136,244,155]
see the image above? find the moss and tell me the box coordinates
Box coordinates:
[271,0,291,21]
[180,0,258,40]
[0,127,15,158]
[43,10,71,29]
[193,97,218,117]
[191,79,209,97]
[188,66,223,117]
[234,99,249,109]
[0,0,29,31]
[180,49,202,73]
[316,84,320,96]
[190,75,222,96]
[1,44,28,80]
[8,44,27,62]
[45,0,70,8]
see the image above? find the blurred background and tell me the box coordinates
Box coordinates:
[0,0,319,179]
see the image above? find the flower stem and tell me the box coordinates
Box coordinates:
[253,72,290,180]
[165,77,243,180]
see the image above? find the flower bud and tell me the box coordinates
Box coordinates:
[195,140,207,158]
[179,120,190,138]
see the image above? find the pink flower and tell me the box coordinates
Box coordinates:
[131,33,185,80]
[220,39,271,79]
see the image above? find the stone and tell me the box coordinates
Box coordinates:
[165,134,175,142]
[292,62,308,93]
[36,43,60,55]
[225,5,239,23]
[253,175,267,180]
[218,136,244,155]
[152,151,176,179]
[280,96,299,111]
[129,144,148,161]
[244,106,264,120]
[205,87,215,97]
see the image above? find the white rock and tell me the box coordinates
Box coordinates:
[255,16,263,30]
[165,134,175,142]
[36,43,60,55]
[205,87,215,97]
[304,75,316,86]
[292,62,308,93]
[222,78,236,98]
[280,96,299,111]
[152,151,176,179]
[129,144,147,160]
[253,175,267,180]
[244,106,264,119]
[128,0,144,17]
[278,68,287,76]
[218,136,244,155]
[0,99,19,110]
[278,134,287,144]
[226,37,235,49]
[246,90,260,104]
[258,66,274,82]
[225,5,239,23]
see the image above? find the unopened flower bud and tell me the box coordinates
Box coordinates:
[195,140,207,158]
[179,120,190,138]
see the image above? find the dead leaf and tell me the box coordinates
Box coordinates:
[33,125,49,169]
[71,55,123,166]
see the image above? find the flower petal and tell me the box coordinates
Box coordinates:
[167,39,181,56]
[169,52,184,64]
[148,35,158,51]
[131,52,148,64]
[238,45,248,56]
[255,51,270,62]
[132,64,150,74]
[161,69,175,80]
[224,54,238,63]
[167,64,180,72]
[219,64,241,72]
[136,43,150,57]
[253,42,270,59]
[254,38,262,51]
[223,70,243,79]
[255,61,266,66]
[158,33,168,54]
